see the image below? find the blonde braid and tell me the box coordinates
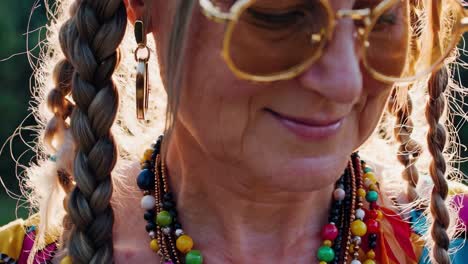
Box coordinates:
[387,88,422,203]
[56,0,127,262]
[44,59,74,152]
[44,57,75,255]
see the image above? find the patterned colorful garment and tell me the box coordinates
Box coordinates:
[1,196,467,263]
[0,215,57,264]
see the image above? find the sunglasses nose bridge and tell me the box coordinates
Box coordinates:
[336,8,371,21]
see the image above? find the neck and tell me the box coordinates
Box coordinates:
[165,128,338,263]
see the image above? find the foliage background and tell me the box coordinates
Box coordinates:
[0,1,467,225]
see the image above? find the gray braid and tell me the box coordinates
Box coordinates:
[57,0,127,263]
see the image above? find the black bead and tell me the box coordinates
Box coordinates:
[169,209,178,218]
[369,240,377,249]
[174,223,182,229]
[146,221,156,232]
[163,192,173,201]
[162,201,175,210]
[369,233,378,241]
[144,210,155,221]
[137,169,155,191]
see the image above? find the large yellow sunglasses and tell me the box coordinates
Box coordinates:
[199,0,468,83]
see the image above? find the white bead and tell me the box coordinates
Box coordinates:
[141,195,156,210]
[175,229,184,237]
[162,227,171,235]
[351,260,361,264]
[355,208,365,220]
[353,236,362,245]
[333,188,346,201]
[149,231,156,239]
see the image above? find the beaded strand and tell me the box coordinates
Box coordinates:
[317,173,348,263]
[138,136,382,264]
[138,136,204,264]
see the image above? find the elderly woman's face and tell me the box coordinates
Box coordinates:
[154,0,407,190]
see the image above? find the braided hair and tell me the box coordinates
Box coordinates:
[52,0,127,262]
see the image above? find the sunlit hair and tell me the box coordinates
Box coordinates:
[3,0,467,263]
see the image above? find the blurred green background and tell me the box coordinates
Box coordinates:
[0,0,49,225]
[0,1,467,226]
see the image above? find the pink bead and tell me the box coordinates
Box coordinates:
[333,188,346,201]
[164,261,174,264]
[321,223,338,240]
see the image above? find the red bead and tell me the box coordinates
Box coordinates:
[367,210,378,220]
[370,202,379,209]
[321,223,338,240]
[366,219,380,234]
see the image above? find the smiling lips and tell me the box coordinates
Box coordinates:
[266,108,344,141]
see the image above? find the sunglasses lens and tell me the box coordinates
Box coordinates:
[226,0,329,77]
[365,0,462,81]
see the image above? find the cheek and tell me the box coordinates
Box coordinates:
[177,14,265,161]
[357,76,393,146]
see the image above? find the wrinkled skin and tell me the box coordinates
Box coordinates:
[111,0,404,263]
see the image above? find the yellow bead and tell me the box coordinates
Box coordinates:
[358,188,366,198]
[141,148,153,162]
[150,239,159,252]
[319,262,327,264]
[367,249,376,259]
[364,172,377,183]
[176,235,194,254]
[369,184,378,191]
[60,256,72,264]
[350,220,367,237]
[323,240,332,247]
[363,259,376,264]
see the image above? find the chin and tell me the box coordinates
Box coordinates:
[244,149,352,192]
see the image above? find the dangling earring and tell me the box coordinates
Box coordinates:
[134,20,150,120]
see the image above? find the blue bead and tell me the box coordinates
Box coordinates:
[137,169,154,190]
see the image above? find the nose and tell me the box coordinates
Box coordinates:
[298,20,363,105]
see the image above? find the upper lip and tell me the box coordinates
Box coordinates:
[265,108,343,126]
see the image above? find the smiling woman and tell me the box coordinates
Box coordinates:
[0,0,467,264]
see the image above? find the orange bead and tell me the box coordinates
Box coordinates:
[141,148,153,162]
[376,210,383,221]
[176,235,194,254]
[367,249,376,259]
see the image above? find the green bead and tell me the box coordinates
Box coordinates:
[156,211,172,227]
[366,190,379,202]
[317,245,335,262]
[185,250,203,264]
[363,167,373,173]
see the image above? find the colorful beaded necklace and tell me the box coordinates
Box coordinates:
[137,136,382,264]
